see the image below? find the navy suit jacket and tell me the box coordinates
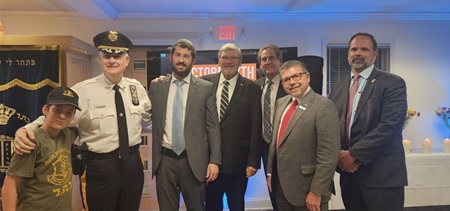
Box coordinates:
[201,73,262,174]
[328,68,408,188]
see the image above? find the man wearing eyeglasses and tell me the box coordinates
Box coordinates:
[201,43,262,211]
[266,60,340,211]
[254,44,287,211]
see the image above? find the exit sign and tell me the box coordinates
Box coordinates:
[218,25,237,40]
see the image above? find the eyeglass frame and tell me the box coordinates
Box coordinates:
[281,72,309,84]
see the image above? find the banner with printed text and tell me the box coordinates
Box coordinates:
[0,46,60,169]
[192,63,257,81]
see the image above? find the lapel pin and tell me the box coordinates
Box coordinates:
[371,78,377,83]
[298,105,307,111]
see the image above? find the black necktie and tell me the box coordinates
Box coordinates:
[113,85,130,160]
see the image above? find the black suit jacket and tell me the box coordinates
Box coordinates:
[328,68,408,188]
[202,73,262,174]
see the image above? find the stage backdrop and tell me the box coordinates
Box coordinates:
[0,45,60,170]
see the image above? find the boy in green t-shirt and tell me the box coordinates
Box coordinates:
[2,87,80,211]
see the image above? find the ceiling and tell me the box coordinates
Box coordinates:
[1,0,450,21]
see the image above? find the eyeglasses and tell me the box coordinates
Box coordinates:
[281,72,308,84]
[220,56,240,61]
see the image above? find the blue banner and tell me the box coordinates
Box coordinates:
[0,46,60,169]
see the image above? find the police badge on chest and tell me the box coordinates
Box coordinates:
[129,85,139,106]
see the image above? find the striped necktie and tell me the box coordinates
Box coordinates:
[220,81,230,120]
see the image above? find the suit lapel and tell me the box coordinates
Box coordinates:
[159,76,172,128]
[278,90,315,146]
[334,75,351,121]
[276,83,287,99]
[353,69,380,122]
[210,73,220,93]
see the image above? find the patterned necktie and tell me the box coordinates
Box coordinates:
[263,80,273,144]
[220,81,230,120]
[345,74,360,146]
[172,80,185,155]
[277,99,298,148]
[113,85,129,160]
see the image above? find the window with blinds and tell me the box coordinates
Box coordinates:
[326,44,390,94]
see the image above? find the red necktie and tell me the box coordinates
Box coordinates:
[345,74,360,146]
[277,99,298,148]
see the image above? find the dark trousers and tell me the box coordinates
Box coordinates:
[81,149,144,211]
[156,150,206,211]
[275,175,328,211]
[262,141,278,211]
[205,173,248,211]
[340,173,405,211]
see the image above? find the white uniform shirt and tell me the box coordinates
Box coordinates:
[27,74,152,153]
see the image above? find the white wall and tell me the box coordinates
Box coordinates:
[2,15,450,208]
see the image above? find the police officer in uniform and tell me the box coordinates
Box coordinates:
[14,31,152,211]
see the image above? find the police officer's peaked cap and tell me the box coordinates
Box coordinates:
[93,31,133,54]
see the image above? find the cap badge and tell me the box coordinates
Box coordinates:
[62,90,74,98]
[108,31,119,42]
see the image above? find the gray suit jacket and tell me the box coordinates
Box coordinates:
[148,75,221,182]
[267,89,340,206]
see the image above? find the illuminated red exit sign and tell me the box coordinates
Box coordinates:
[218,25,237,40]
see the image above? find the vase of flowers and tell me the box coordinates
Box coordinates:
[402,108,420,130]
[436,106,450,138]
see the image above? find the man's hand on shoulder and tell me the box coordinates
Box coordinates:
[13,127,36,155]
[150,74,170,84]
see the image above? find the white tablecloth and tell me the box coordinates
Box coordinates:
[329,153,450,209]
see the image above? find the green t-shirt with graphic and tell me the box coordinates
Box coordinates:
[7,127,78,211]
